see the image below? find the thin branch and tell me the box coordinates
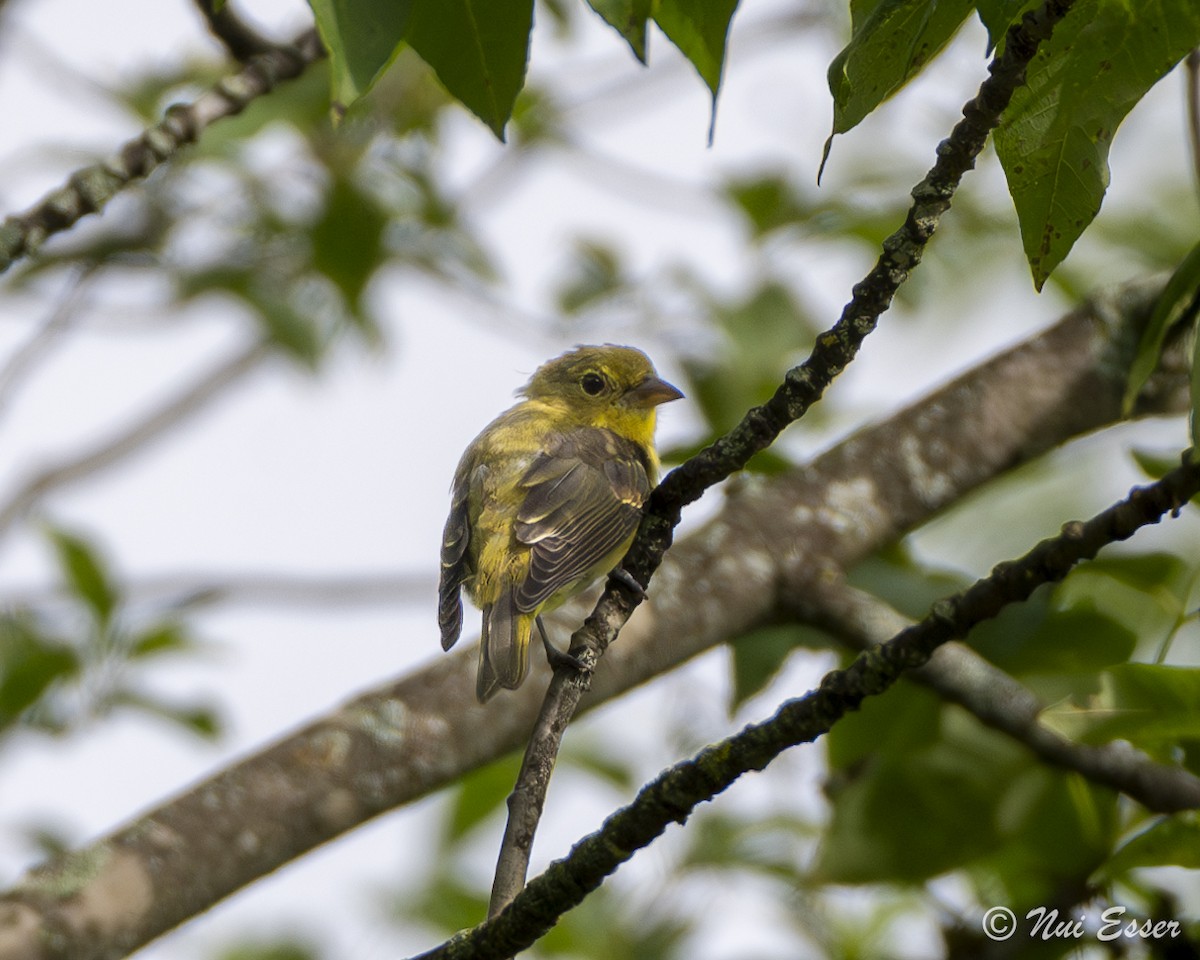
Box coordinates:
[796,579,1200,813]
[418,458,1200,960]
[486,0,1080,918]
[1,571,435,614]
[0,267,96,427]
[0,341,270,541]
[191,0,278,62]
[0,279,1184,960]
[0,29,325,277]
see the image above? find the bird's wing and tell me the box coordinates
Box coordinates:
[513,427,650,613]
[438,461,485,651]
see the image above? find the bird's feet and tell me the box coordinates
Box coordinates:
[536,615,586,673]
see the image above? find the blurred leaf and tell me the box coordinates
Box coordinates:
[729,624,836,713]
[555,239,626,315]
[0,616,79,732]
[536,882,692,959]
[406,0,534,140]
[394,871,487,934]
[310,173,389,315]
[45,525,119,630]
[821,707,1115,891]
[680,280,817,467]
[818,723,1023,883]
[994,0,1200,288]
[680,809,815,879]
[1100,814,1200,881]
[444,752,521,842]
[1039,664,1200,757]
[111,690,223,740]
[967,553,1190,676]
[1124,238,1200,414]
[508,86,566,146]
[1101,814,1200,881]
[587,0,652,62]
[182,267,325,365]
[308,0,414,112]
[129,623,194,659]
[19,820,75,860]
[1130,447,1182,482]
[562,739,638,792]
[654,0,740,105]
[975,765,1115,905]
[826,677,943,772]
[724,173,811,240]
[848,544,969,621]
[827,0,973,136]
[216,939,322,960]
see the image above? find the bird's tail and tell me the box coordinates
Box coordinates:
[477,587,531,703]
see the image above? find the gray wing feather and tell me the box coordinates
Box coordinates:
[438,462,485,651]
[512,428,649,613]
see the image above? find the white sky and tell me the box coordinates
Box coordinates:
[0,1,1197,958]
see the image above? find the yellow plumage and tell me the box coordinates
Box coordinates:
[438,344,683,702]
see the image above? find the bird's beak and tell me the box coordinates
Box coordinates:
[626,375,684,407]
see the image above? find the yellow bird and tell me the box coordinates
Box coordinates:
[438,344,683,702]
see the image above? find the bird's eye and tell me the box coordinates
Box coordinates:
[580,372,606,396]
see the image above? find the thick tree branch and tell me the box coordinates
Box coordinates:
[415,458,1200,960]
[795,580,1200,812]
[487,0,1078,917]
[0,29,325,276]
[0,279,1184,960]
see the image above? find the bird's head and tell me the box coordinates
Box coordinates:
[520,344,683,439]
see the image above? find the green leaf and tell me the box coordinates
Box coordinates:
[729,624,834,712]
[554,239,626,315]
[723,173,812,240]
[1124,239,1200,414]
[654,0,740,109]
[1040,664,1200,757]
[0,617,79,731]
[975,0,1038,49]
[818,724,1023,883]
[587,0,652,62]
[968,554,1189,676]
[848,544,969,622]
[994,0,1200,289]
[827,0,974,136]
[45,526,119,629]
[562,739,638,792]
[444,753,521,842]
[216,939,321,960]
[307,0,414,113]
[1130,447,1182,482]
[129,623,193,659]
[825,678,944,772]
[405,0,534,140]
[311,173,389,314]
[112,690,223,739]
[1101,814,1200,880]
[682,280,817,441]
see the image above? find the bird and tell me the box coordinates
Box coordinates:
[438,344,683,702]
